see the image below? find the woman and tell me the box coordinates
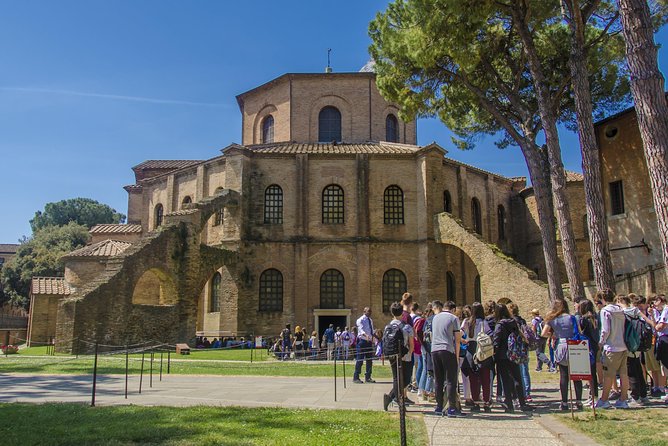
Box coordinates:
[457,306,472,407]
[644,296,666,397]
[412,306,426,398]
[578,299,599,405]
[293,326,304,360]
[417,303,435,401]
[484,300,500,400]
[508,303,532,402]
[461,301,492,412]
[541,299,583,411]
[492,304,533,413]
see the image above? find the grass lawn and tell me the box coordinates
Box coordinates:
[556,409,668,446]
[0,403,427,446]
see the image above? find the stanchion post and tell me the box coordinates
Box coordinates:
[160,351,163,381]
[167,350,171,374]
[150,350,154,388]
[569,379,574,420]
[334,355,337,402]
[343,355,347,389]
[125,343,129,399]
[139,351,145,394]
[76,338,80,359]
[91,341,99,407]
[397,356,407,446]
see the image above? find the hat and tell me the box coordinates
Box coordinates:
[530,308,540,315]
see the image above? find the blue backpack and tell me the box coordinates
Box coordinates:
[507,329,529,364]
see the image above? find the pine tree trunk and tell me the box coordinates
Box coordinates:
[565,1,617,292]
[521,143,565,302]
[617,0,668,284]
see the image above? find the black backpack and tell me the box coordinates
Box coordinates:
[382,322,409,357]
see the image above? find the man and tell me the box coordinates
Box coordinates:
[431,300,464,417]
[280,324,292,360]
[354,307,376,383]
[596,289,630,409]
[383,302,414,410]
[323,324,336,361]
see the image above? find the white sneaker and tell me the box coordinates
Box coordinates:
[628,399,643,408]
[595,399,612,409]
[614,399,630,409]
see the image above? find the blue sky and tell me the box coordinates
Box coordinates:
[1,1,667,242]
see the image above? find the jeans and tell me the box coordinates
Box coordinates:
[420,350,433,393]
[432,350,458,410]
[520,362,531,396]
[496,358,526,406]
[415,354,424,391]
[327,342,335,360]
[388,358,410,402]
[354,339,374,381]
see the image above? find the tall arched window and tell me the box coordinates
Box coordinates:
[262,115,274,144]
[210,272,221,313]
[497,205,506,240]
[386,114,399,142]
[154,204,163,228]
[320,269,345,309]
[318,106,341,142]
[384,185,404,224]
[259,269,283,312]
[444,190,452,213]
[322,185,344,224]
[583,214,589,240]
[471,198,482,235]
[181,196,192,209]
[213,187,224,226]
[446,271,456,302]
[264,185,283,224]
[382,269,407,312]
[474,275,482,302]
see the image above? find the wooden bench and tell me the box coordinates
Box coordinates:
[176,343,190,355]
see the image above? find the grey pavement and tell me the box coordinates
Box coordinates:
[0,373,591,445]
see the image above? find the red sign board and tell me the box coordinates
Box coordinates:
[567,340,592,381]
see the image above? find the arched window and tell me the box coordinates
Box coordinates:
[259,269,283,312]
[444,190,452,213]
[386,114,399,142]
[474,275,482,302]
[384,185,404,224]
[264,185,283,224]
[262,115,274,144]
[318,106,341,142]
[209,272,221,313]
[181,196,192,209]
[583,214,589,240]
[471,198,482,235]
[587,259,595,281]
[213,187,224,226]
[446,271,456,302]
[497,205,506,241]
[322,185,344,224]
[154,204,163,228]
[320,269,345,309]
[382,269,407,312]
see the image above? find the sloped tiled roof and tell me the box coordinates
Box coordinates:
[63,239,132,258]
[132,160,202,170]
[247,142,422,155]
[0,244,19,254]
[89,224,142,234]
[565,171,584,182]
[31,277,71,296]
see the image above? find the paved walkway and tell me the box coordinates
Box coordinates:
[0,373,597,445]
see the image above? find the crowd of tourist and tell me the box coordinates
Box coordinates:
[378,290,668,417]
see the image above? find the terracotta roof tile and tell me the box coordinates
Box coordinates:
[565,171,584,182]
[63,239,132,258]
[89,224,142,234]
[247,142,422,155]
[31,277,71,296]
[0,244,19,254]
[132,160,202,170]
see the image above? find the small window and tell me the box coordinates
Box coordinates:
[259,269,283,312]
[210,272,221,313]
[382,269,407,313]
[320,269,345,309]
[213,187,224,226]
[181,196,192,209]
[471,198,482,235]
[386,114,399,142]
[582,214,589,240]
[444,190,452,213]
[610,180,625,215]
[154,204,163,228]
[322,185,344,224]
[262,115,274,144]
[446,272,456,302]
[318,106,342,142]
[497,205,506,241]
[384,185,404,225]
[587,259,595,281]
[264,185,283,224]
[474,275,481,302]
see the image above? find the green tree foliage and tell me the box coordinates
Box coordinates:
[30,198,125,232]
[1,223,90,307]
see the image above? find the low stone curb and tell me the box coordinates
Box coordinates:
[534,414,603,446]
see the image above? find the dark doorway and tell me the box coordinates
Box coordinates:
[318,315,347,339]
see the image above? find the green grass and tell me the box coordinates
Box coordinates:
[556,409,668,446]
[0,403,428,446]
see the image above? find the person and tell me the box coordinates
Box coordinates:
[412,305,425,397]
[457,306,472,407]
[281,324,292,360]
[508,303,532,402]
[484,300,501,401]
[383,302,414,411]
[340,326,352,360]
[595,289,630,409]
[542,299,583,411]
[644,295,666,397]
[293,325,305,360]
[309,330,319,360]
[334,326,343,360]
[618,294,652,406]
[400,293,416,389]
[354,307,376,384]
[578,299,600,405]
[431,300,465,417]
[416,302,434,401]
[202,337,211,348]
[461,301,492,412]
[494,303,533,413]
[323,324,336,361]
[531,309,551,372]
